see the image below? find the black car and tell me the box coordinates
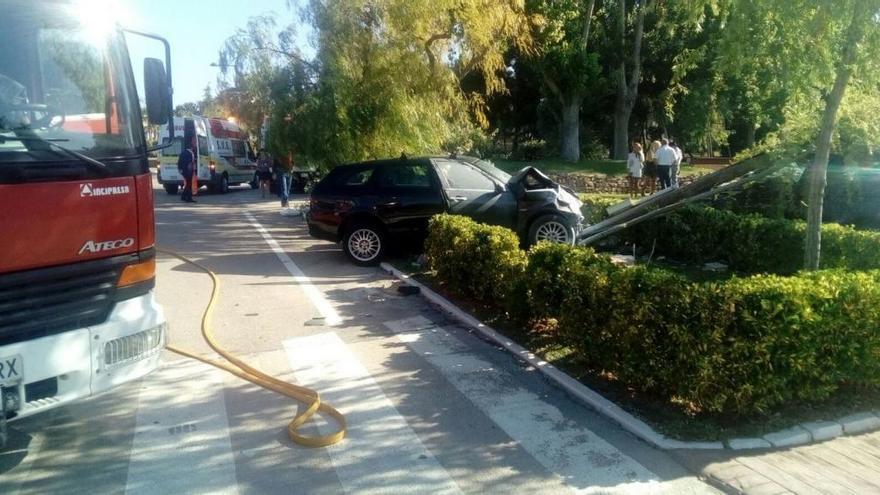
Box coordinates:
[307,156,583,265]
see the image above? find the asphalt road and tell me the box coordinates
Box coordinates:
[0,180,721,494]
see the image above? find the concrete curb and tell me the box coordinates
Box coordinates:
[381,262,880,451]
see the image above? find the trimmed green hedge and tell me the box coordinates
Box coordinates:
[628,205,880,274]
[427,214,880,415]
[425,214,527,306]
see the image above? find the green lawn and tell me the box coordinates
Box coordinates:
[492,157,713,177]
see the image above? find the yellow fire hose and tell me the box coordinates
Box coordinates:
[157,248,347,448]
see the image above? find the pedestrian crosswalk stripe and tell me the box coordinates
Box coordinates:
[283,332,463,495]
[385,316,716,495]
[125,359,239,495]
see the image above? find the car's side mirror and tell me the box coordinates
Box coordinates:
[144,58,171,125]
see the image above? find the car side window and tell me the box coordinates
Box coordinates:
[378,163,432,189]
[434,159,496,191]
[335,167,375,186]
[198,136,209,156]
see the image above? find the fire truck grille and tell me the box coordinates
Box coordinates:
[0,257,131,346]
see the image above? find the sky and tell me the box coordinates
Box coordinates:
[121,0,311,105]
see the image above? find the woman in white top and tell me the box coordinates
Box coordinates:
[627,142,645,197]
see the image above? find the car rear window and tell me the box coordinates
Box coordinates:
[340,168,374,185]
[317,165,375,191]
[377,162,432,188]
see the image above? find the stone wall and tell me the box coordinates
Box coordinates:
[548,172,705,194]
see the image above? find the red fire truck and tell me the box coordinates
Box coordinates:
[0,1,174,445]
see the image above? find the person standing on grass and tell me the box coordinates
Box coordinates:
[627,142,644,197]
[644,136,661,194]
[670,140,683,186]
[655,139,677,190]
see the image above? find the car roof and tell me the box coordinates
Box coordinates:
[339,155,490,168]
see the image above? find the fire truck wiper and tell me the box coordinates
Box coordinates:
[0,134,109,173]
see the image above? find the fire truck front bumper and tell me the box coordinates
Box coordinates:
[1,291,166,422]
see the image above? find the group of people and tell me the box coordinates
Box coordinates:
[626,137,684,197]
[176,137,292,208]
[257,150,292,208]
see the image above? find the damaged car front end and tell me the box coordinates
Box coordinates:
[507,166,584,245]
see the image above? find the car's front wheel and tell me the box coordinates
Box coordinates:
[164,184,179,195]
[343,223,386,266]
[528,214,576,247]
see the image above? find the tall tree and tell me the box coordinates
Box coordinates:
[529,0,598,162]
[803,0,877,270]
[611,0,649,160]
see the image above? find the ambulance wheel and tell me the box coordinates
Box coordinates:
[164,184,179,195]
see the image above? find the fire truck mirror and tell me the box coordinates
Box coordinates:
[144,57,170,125]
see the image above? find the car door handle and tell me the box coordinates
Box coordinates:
[450,196,467,203]
[376,198,400,208]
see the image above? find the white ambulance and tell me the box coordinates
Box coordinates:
[156,116,258,194]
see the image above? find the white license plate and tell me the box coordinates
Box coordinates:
[0,355,22,386]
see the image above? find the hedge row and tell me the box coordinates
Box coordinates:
[626,204,880,274]
[424,214,527,306]
[426,214,880,415]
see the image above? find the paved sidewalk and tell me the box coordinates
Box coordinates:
[673,430,880,494]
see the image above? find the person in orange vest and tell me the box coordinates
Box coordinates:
[177,136,196,203]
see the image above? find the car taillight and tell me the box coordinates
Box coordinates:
[117,258,156,287]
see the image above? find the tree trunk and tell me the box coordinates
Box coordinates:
[804,2,868,270]
[745,123,756,149]
[611,0,648,160]
[613,89,631,159]
[560,96,581,162]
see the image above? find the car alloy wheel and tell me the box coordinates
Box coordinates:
[347,228,382,262]
[535,220,571,244]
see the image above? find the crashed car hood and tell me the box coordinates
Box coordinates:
[509,166,583,215]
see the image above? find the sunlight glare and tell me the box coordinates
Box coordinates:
[67,0,133,45]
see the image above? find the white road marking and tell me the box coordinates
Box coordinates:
[283,332,462,495]
[386,316,717,495]
[244,211,342,326]
[125,359,238,495]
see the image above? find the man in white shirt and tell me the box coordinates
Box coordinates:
[670,140,683,186]
[655,139,677,189]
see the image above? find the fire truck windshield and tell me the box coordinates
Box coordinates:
[0,2,144,179]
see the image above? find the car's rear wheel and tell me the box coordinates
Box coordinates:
[164,184,179,195]
[343,223,386,266]
[528,214,575,246]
